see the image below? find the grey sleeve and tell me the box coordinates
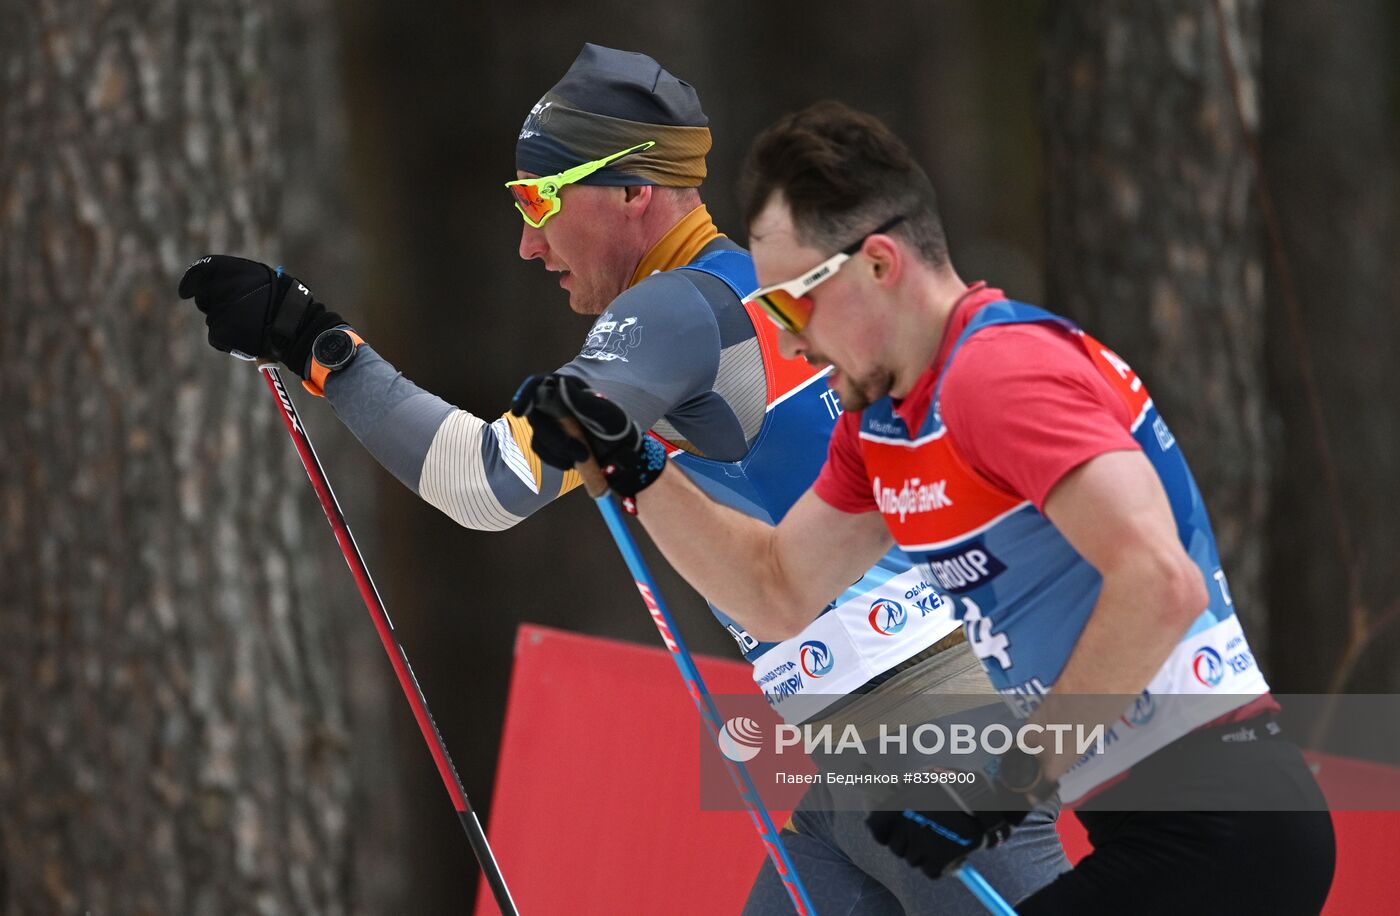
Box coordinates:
[323,346,453,492]
[556,272,721,431]
[324,346,570,531]
[321,274,720,531]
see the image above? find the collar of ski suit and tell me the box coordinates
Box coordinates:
[628,205,725,287]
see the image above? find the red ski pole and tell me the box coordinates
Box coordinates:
[259,364,519,915]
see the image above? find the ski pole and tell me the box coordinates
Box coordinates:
[953,863,1018,915]
[258,364,520,916]
[591,491,817,915]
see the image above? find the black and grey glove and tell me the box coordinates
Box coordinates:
[867,800,1016,879]
[868,754,1056,879]
[177,254,344,378]
[510,373,667,512]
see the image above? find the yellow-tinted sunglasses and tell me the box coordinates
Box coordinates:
[505,141,656,228]
[745,214,906,334]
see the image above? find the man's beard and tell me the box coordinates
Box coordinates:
[833,366,896,413]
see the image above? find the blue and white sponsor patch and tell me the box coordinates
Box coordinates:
[920,541,1006,594]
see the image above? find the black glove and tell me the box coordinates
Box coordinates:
[867,762,1052,879]
[510,373,667,510]
[177,254,344,378]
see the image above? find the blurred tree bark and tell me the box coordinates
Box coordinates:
[1262,0,1400,694]
[1042,0,1269,643]
[0,0,360,912]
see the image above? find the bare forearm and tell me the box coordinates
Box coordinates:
[1033,561,1205,780]
[633,470,814,641]
[1032,450,1211,781]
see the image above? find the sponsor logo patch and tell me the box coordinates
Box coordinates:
[868,599,908,636]
[799,641,834,678]
[921,543,1006,594]
[1120,690,1156,729]
[518,98,553,140]
[580,312,643,362]
[872,476,954,522]
[1192,646,1225,688]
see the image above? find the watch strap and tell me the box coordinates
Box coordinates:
[303,328,364,397]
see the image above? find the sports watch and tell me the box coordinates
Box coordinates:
[303,327,364,396]
[996,745,1057,805]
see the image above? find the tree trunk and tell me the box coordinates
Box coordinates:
[0,1,356,912]
[1041,0,1269,644]
[1261,0,1400,694]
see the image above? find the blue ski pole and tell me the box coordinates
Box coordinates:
[952,862,1018,915]
[592,492,817,915]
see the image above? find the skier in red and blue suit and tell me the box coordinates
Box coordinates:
[517,100,1337,914]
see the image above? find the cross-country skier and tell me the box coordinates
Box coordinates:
[514,100,1338,915]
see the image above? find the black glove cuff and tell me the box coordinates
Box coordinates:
[283,308,345,379]
[605,435,667,502]
[268,276,312,351]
